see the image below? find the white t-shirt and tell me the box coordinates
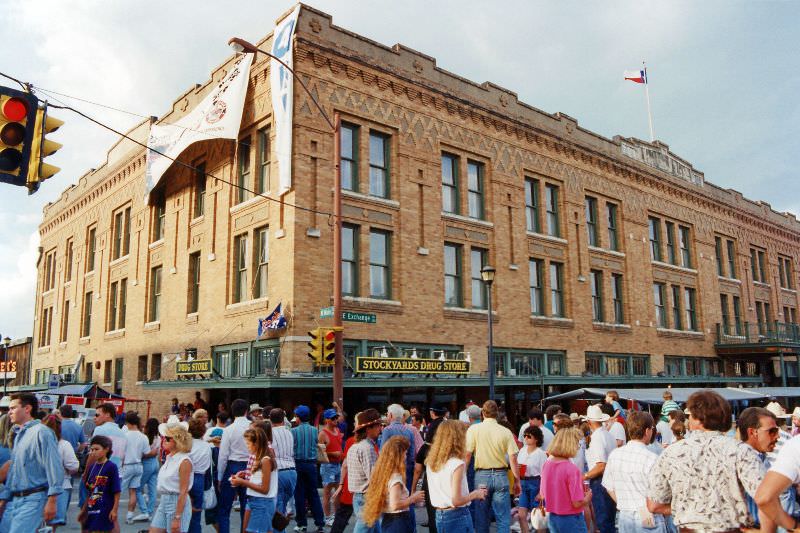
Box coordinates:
[655,420,673,447]
[124,430,150,465]
[608,421,627,446]
[769,434,800,483]
[157,452,194,494]
[247,458,278,498]
[427,457,468,508]
[517,447,547,477]
[385,473,408,513]
[586,427,617,470]
[189,438,213,474]
[58,439,79,489]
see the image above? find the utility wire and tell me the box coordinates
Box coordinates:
[1,71,333,218]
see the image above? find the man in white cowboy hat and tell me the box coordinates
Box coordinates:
[583,403,617,533]
[249,403,265,422]
[765,401,794,461]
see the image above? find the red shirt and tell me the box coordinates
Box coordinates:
[322,427,344,464]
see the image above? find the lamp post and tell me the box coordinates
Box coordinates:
[228,37,346,409]
[2,336,11,398]
[481,266,496,401]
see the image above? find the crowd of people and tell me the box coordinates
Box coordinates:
[2,389,800,532]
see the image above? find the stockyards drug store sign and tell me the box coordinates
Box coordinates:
[176,359,212,376]
[355,357,470,374]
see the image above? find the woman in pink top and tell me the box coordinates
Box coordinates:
[540,427,592,533]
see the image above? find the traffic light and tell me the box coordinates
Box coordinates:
[0,87,37,188]
[307,328,323,364]
[321,327,343,364]
[26,103,63,192]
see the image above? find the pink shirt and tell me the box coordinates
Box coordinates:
[540,458,584,515]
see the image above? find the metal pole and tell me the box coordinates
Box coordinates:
[332,112,344,409]
[487,282,495,401]
[643,62,655,142]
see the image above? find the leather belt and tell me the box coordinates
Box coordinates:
[279,467,296,471]
[522,475,541,480]
[475,467,508,471]
[11,485,47,498]
[678,529,741,533]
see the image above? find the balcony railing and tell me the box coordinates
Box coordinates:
[716,322,800,346]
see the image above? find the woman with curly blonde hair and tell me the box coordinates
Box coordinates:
[425,420,486,533]
[361,436,424,533]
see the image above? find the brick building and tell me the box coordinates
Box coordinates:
[30,5,799,419]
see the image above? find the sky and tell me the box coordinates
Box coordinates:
[0,0,798,339]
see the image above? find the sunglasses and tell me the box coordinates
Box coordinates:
[164,436,174,442]
[759,427,780,436]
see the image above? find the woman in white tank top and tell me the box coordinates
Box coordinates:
[230,426,277,533]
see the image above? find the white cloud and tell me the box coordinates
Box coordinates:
[0,231,39,339]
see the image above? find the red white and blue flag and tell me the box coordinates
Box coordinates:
[258,303,287,336]
[624,69,647,84]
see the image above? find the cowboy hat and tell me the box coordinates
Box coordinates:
[158,419,188,436]
[766,402,792,418]
[354,409,381,431]
[792,406,800,418]
[584,404,610,422]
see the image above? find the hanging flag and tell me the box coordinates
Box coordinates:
[144,52,254,203]
[271,5,301,196]
[623,69,647,84]
[258,303,288,337]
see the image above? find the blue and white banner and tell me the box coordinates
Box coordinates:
[144,53,254,202]
[271,5,300,196]
[258,302,288,337]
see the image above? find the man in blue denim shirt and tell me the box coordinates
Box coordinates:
[0,393,64,533]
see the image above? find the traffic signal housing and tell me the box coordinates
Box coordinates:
[321,327,343,364]
[26,103,63,192]
[0,87,37,187]
[307,328,323,364]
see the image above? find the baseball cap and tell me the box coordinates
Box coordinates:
[323,408,338,420]
[294,405,311,419]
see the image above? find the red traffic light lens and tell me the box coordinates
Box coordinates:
[324,331,336,341]
[1,123,25,146]
[0,147,23,171]
[1,97,29,122]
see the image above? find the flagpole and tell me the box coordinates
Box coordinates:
[643,61,655,142]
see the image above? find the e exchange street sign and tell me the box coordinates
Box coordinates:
[176,359,212,375]
[355,357,470,374]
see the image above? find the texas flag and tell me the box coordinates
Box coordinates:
[624,69,647,84]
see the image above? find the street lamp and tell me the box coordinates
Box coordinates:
[2,336,11,398]
[480,266,496,400]
[228,37,346,408]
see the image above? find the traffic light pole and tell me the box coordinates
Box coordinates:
[332,112,344,409]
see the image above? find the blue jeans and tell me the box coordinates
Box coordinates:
[435,506,474,533]
[382,511,412,533]
[276,468,297,533]
[188,472,205,533]
[353,492,381,533]
[617,510,666,533]
[548,512,587,533]
[0,491,51,533]
[219,460,249,533]
[137,456,159,515]
[48,487,71,525]
[294,460,324,528]
[589,477,616,533]
[473,470,510,533]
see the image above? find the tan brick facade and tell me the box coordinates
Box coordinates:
[30,6,799,418]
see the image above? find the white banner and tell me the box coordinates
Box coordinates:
[144,53,254,202]
[36,393,57,410]
[271,5,301,196]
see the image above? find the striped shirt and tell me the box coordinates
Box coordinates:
[292,422,318,461]
[346,438,378,493]
[601,440,658,511]
[272,425,295,470]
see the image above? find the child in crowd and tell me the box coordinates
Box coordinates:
[78,435,121,533]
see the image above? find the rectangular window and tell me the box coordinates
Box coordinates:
[606,356,629,376]
[679,226,692,268]
[585,354,602,375]
[65,239,73,282]
[606,203,619,251]
[103,360,112,384]
[665,357,682,377]
[720,294,730,334]
[257,128,270,195]
[254,227,269,299]
[653,283,666,327]
[152,194,166,242]
[193,162,206,218]
[441,153,459,214]
[233,235,248,303]
[369,230,391,299]
[779,256,794,289]
[726,240,737,279]
[342,225,358,296]
[549,262,564,317]
[39,306,52,346]
[237,135,251,203]
[665,221,676,265]
[150,354,162,381]
[510,352,542,376]
[112,206,131,260]
[82,291,92,337]
[684,287,697,331]
[525,178,540,233]
[467,161,484,219]
[732,296,743,335]
[751,248,767,283]
[149,266,162,322]
[671,285,683,330]
[341,123,358,191]
[119,279,127,330]
[137,355,148,382]
[470,248,488,309]
[107,281,118,332]
[756,301,766,335]
[612,273,624,324]
[648,217,662,261]
[86,226,97,272]
[545,184,560,237]
[444,243,462,307]
[585,196,598,247]
[758,250,767,283]
[590,269,603,322]
[715,237,725,277]
[368,131,389,198]
[188,252,201,314]
[60,299,69,342]
[43,249,56,292]
[529,258,544,316]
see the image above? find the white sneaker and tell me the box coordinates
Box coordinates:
[325,515,335,526]
[132,513,150,522]
[510,523,521,532]
[234,500,241,511]
[125,512,135,525]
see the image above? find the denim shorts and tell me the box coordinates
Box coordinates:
[320,463,342,485]
[435,506,473,533]
[152,492,192,532]
[245,495,276,533]
[120,463,144,491]
[518,477,541,509]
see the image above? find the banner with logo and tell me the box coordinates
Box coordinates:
[35,393,57,410]
[271,5,301,196]
[144,52,254,202]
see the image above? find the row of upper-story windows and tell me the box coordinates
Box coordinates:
[648,216,693,268]
[653,282,698,331]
